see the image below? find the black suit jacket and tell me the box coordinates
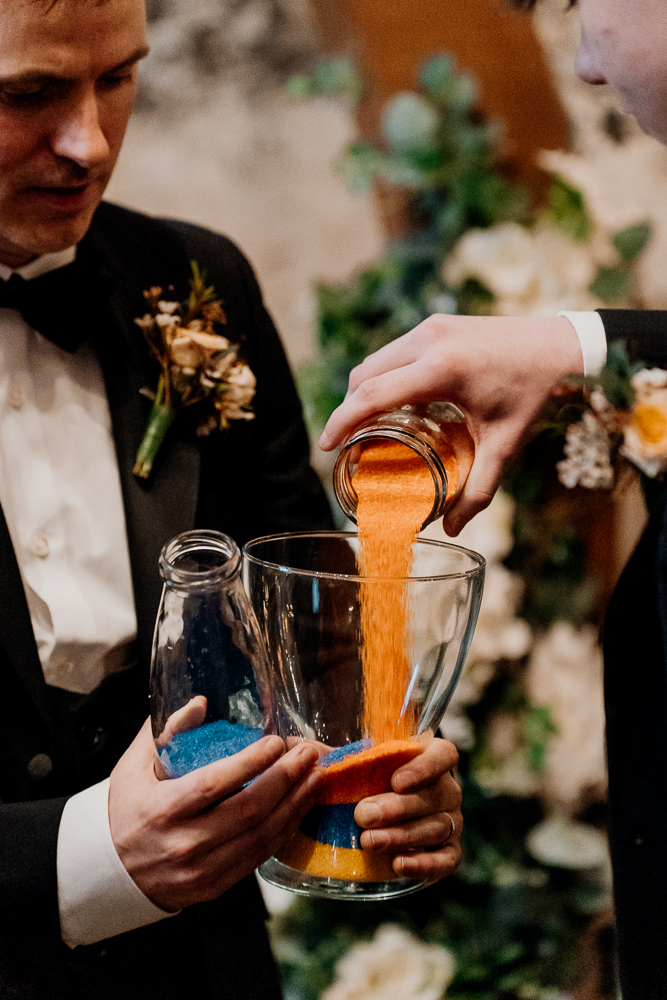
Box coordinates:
[0,202,333,999]
[594,309,667,1000]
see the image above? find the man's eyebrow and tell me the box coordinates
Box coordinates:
[0,45,150,85]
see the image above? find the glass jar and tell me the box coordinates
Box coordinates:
[150,529,272,780]
[333,402,475,528]
[244,530,485,901]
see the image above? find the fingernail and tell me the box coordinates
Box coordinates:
[318,431,330,450]
[264,735,284,755]
[356,802,381,826]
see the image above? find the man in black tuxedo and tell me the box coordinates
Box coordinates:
[0,0,464,997]
[321,2,667,997]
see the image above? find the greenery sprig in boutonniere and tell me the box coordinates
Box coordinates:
[133,262,256,479]
[555,341,667,489]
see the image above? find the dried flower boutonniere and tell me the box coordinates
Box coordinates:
[133,262,256,479]
[555,341,667,490]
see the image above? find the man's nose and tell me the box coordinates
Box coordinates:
[575,37,608,86]
[51,90,110,169]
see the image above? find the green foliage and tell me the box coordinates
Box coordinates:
[546,176,591,242]
[288,57,363,105]
[293,54,529,436]
[589,222,652,303]
[613,221,652,262]
[599,339,644,409]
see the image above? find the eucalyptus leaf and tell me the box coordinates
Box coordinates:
[613,221,651,262]
[589,265,632,302]
[382,92,440,153]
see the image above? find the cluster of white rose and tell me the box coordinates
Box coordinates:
[443,221,602,318]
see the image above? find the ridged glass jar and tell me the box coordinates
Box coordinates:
[333,402,475,529]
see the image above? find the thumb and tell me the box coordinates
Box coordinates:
[442,435,509,536]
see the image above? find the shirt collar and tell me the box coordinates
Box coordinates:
[0,245,77,283]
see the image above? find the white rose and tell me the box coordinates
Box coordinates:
[322,925,456,1000]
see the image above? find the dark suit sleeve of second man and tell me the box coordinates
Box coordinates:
[598,309,667,367]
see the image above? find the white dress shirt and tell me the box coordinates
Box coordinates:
[0,248,172,947]
[559,310,608,376]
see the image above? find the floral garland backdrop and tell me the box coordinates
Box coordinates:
[269,53,650,1000]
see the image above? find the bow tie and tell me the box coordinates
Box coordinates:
[0,259,114,353]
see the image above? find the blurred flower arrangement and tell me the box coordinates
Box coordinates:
[556,346,667,488]
[271,55,650,1000]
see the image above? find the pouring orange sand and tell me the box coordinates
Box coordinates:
[354,439,436,743]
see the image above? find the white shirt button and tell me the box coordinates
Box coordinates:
[30,533,50,558]
[6,384,25,410]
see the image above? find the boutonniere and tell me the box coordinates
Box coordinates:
[133,262,256,479]
[554,341,667,489]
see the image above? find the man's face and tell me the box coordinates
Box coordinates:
[575,0,667,143]
[0,0,147,267]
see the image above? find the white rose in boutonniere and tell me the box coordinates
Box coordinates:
[133,263,255,478]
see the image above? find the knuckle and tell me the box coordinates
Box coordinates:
[236,791,265,830]
[356,376,379,406]
[195,769,224,802]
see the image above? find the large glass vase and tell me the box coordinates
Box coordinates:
[243,530,485,900]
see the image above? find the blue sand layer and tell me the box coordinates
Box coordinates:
[159,719,264,778]
[300,802,361,849]
[319,739,371,768]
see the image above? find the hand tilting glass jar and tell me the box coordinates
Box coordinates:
[150,530,272,780]
[333,402,475,528]
[244,531,485,901]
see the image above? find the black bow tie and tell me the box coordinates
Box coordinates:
[0,258,114,352]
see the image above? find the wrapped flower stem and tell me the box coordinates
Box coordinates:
[133,377,176,479]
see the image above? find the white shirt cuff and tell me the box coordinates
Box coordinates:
[558,311,607,377]
[57,778,177,948]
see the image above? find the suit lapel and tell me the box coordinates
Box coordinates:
[81,218,201,669]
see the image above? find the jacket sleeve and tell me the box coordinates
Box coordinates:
[598,309,667,366]
[0,796,66,937]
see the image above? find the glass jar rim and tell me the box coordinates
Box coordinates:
[243,530,485,584]
[160,529,241,591]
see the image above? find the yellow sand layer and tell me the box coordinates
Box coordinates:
[277,830,396,882]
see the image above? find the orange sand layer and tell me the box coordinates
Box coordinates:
[277,830,396,882]
[315,740,422,805]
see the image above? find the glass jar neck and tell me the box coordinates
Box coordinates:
[333,423,448,529]
[159,530,242,594]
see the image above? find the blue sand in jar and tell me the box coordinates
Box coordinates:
[159,719,264,778]
[319,739,371,768]
[300,802,361,849]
